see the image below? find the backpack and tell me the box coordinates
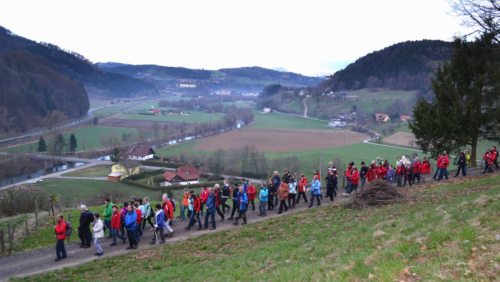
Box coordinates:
[65,221,73,237]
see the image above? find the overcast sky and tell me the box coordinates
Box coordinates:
[0,0,469,76]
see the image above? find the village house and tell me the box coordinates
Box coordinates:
[126,144,155,161]
[162,165,200,186]
[374,113,391,123]
[107,160,141,182]
[400,115,412,122]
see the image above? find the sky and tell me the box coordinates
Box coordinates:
[0,0,469,76]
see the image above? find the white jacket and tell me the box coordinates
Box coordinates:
[93,219,104,239]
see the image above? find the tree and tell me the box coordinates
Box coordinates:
[69,133,77,152]
[37,136,47,152]
[51,133,67,155]
[110,147,120,163]
[410,36,500,166]
[453,0,499,42]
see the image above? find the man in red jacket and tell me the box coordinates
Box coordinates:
[162,194,175,235]
[349,167,360,195]
[437,151,449,180]
[366,161,378,183]
[54,214,67,262]
[492,146,499,170]
[110,205,125,246]
[413,157,422,183]
[200,186,209,217]
[433,153,443,180]
[185,193,202,231]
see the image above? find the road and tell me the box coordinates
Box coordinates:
[303,98,308,117]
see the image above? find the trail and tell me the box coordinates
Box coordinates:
[303,98,308,118]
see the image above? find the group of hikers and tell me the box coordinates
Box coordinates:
[54,145,498,262]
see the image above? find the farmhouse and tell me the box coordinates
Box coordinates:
[126,144,155,161]
[162,165,200,186]
[108,160,141,182]
[148,108,161,115]
[262,107,272,114]
[374,113,391,123]
[400,115,412,122]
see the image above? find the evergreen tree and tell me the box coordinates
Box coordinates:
[410,35,500,166]
[37,136,47,152]
[69,133,77,152]
[52,133,67,155]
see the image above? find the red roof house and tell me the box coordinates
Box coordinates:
[126,144,155,161]
[162,166,200,186]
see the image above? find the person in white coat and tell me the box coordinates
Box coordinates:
[93,213,104,256]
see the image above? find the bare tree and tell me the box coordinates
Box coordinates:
[453,0,500,41]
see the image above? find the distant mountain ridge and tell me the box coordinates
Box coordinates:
[98,63,322,92]
[320,40,453,91]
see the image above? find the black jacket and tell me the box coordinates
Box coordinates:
[79,210,94,229]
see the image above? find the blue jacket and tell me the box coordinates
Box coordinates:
[239,192,248,211]
[124,211,137,230]
[272,175,281,188]
[310,179,321,196]
[155,210,166,228]
[205,193,216,211]
[259,187,269,202]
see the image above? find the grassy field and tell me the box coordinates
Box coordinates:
[249,112,328,130]
[117,111,223,123]
[62,165,111,177]
[22,174,500,281]
[2,126,139,153]
[36,178,161,208]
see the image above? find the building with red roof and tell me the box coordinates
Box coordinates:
[162,165,200,186]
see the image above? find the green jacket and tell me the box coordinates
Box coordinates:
[103,203,113,221]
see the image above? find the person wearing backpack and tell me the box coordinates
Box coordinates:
[142,197,154,231]
[185,193,202,230]
[103,198,113,238]
[308,174,322,207]
[124,205,138,250]
[228,184,240,220]
[54,214,67,262]
[93,213,104,256]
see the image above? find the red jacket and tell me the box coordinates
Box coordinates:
[413,161,421,174]
[298,176,307,192]
[436,155,443,169]
[421,161,431,174]
[441,155,450,169]
[111,210,122,229]
[247,185,257,200]
[200,189,209,204]
[396,165,405,175]
[163,200,174,219]
[367,166,377,182]
[55,221,67,241]
[193,197,202,213]
[350,170,360,185]
[135,209,142,224]
[215,190,222,206]
[345,166,352,182]
[376,165,387,179]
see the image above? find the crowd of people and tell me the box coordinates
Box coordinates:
[53,145,498,262]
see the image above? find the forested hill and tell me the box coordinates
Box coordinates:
[321,40,453,91]
[0,26,158,98]
[97,63,322,92]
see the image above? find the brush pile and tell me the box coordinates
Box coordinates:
[351,180,405,209]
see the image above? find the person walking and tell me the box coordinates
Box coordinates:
[413,157,422,183]
[162,194,175,236]
[103,199,113,238]
[492,146,499,170]
[350,166,360,194]
[221,180,231,214]
[204,188,217,230]
[185,193,202,230]
[234,186,248,225]
[258,184,268,216]
[288,177,297,208]
[325,170,336,201]
[228,184,240,220]
[124,205,138,250]
[142,197,154,231]
[437,151,450,180]
[180,190,189,222]
[110,205,125,246]
[214,184,225,221]
[200,186,209,217]
[272,171,281,206]
[247,181,257,211]
[433,153,443,180]
[78,205,93,248]
[267,178,276,210]
[277,182,289,214]
[359,161,368,189]
[93,213,104,256]
[151,204,166,244]
[308,174,321,207]
[54,214,67,262]
[296,174,308,204]
[455,152,467,177]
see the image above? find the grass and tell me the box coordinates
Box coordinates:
[249,112,328,130]
[21,174,500,281]
[117,111,223,123]
[3,126,139,153]
[62,165,111,177]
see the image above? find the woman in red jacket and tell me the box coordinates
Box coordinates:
[421,157,431,175]
[54,214,67,262]
[110,205,125,246]
[366,161,377,183]
[247,181,257,211]
[349,167,360,194]
[296,174,308,204]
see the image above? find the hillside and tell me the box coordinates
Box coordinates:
[20,175,500,281]
[98,63,322,93]
[0,26,158,98]
[0,49,89,132]
[321,40,453,91]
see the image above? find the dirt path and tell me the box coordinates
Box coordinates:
[0,197,349,281]
[303,98,308,118]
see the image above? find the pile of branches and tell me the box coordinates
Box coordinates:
[350,180,405,209]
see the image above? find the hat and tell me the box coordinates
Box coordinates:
[80,205,88,211]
